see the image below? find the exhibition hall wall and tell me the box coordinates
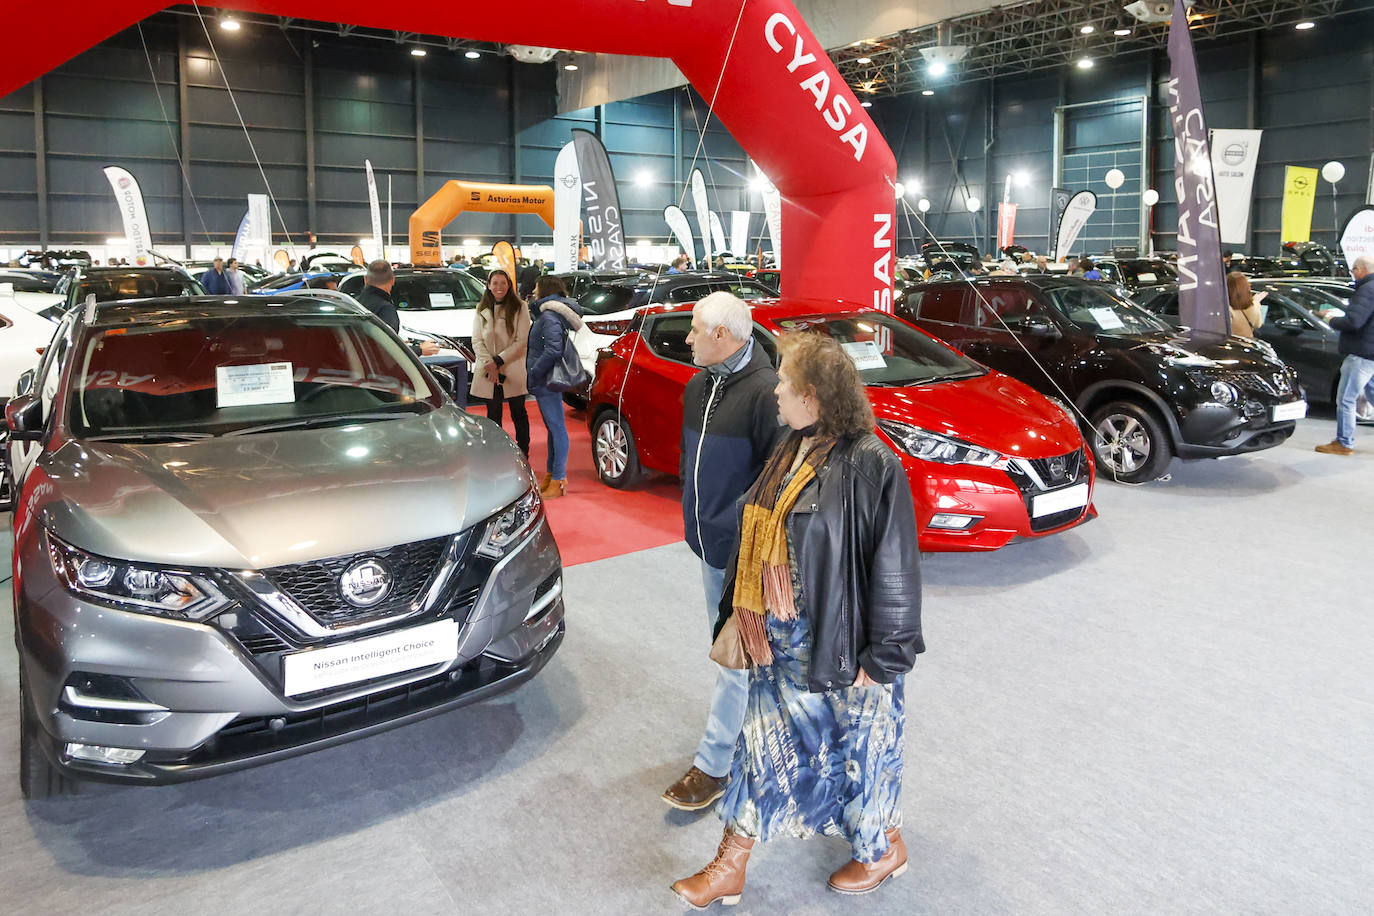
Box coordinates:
[0,10,1368,259]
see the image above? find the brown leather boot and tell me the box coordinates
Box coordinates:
[827,828,908,895]
[661,765,728,811]
[671,831,754,909]
[538,473,553,490]
[1315,440,1355,455]
[540,477,566,498]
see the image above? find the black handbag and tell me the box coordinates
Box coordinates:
[546,328,590,393]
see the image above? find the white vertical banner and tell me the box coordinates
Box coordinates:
[1366,153,1374,206]
[708,211,727,256]
[364,159,384,261]
[729,211,750,256]
[760,177,783,267]
[689,169,711,259]
[102,166,153,265]
[1055,190,1098,259]
[248,193,270,265]
[553,142,582,271]
[664,205,697,265]
[1208,128,1263,246]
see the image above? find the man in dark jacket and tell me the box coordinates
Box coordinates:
[200,258,230,295]
[662,291,784,812]
[518,258,543,298]
[356,260,438,356]
[1317,255,1374,454]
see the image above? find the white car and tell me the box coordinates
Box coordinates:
[0,272,66,322]
[338,268,485,346]
[0,294,59,393]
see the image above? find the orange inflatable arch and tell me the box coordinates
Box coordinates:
[412,181,555,265]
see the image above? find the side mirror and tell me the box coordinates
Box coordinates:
[5,394,43,441]
[1023,315,1060,338]
[14,368,36,397]
[428,365,457,398]
[1273,317,1306,333]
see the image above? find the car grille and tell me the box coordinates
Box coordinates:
[1227,370,1294,399]
[1005,449,1091,534]
[261,535,451,628]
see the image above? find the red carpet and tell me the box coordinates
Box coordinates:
[502,400,686,567]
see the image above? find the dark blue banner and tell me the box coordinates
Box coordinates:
[572,129,626,269]
[1166,0,1228,336]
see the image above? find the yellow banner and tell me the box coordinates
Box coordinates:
[1281,166,1319,243]
[491,241,517,288]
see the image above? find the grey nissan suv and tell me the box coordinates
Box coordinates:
[6,293,565,797]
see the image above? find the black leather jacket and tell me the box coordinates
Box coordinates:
[715,432,924,691]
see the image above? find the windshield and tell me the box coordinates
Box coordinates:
[394,272,484,310]
[580,285,639,316]
[1118,260,1176,284]
[770,312,983,386]
[76,271,205,303]
[1044,284,1173,335]
[69,315,439,438]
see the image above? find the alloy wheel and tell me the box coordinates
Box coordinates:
[1094,413,1151,475]
[595,418,629,479]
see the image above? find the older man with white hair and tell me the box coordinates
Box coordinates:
[662,291,784,812]
[1316,255,1374,454]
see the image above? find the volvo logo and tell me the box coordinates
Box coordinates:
[339,559,392,608]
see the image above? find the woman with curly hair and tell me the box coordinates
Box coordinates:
[671,332,925,907]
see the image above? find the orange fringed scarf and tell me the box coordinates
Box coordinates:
[731,433,837,665]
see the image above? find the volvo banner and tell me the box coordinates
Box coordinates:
[1054,191,1097,260]
[553,142,581,271]
[1339,206,1374,272]
[571,129,625,269]
[1047,187,1073,258]
[664,205,697,265]
[102,166,152,265]
[1209,129,1263,246]
[1167,0,1228,337]
[1281,166,1319,243]
[365,159,384,261]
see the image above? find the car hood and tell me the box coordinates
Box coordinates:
[868,371,1083,458]
[40,407,529,570]
[1101,330,1286,371]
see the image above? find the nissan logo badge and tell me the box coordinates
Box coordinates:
[339,559,392,608]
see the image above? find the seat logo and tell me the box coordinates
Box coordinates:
[339,559,392,608]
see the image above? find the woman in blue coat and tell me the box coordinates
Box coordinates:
[525,275,583,498]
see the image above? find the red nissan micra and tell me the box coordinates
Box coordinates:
[586,299,1097,552]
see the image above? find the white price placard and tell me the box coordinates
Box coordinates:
[216,362,296,408]
[429,292,455,309]
[841,340,887,371]
[1031,483,1089,518]
[1272,400,1307,422]
[282,619,458,696]
[1088,308,1125,330]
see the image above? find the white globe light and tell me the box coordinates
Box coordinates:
[917,198,931,213]
[965,196,982,213]
[1142,188,1160,207]
[1105,168,1126,190]
[1321,161,1345,184]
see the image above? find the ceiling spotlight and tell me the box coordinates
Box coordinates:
[921,89,935,96]
[465,49,481,59]
[856,56,872,64]
[1080,24,1095,34]
[927,60,949,78]
[1295,20,1315,29]
[564,61,579,71]
[635,170,654,187]
[904,178,921,194]
[219,17,241,32]
[1114,27,1133,36]
[1077,57,1095,69]
[861,101,873,108]
[410,48,427,57]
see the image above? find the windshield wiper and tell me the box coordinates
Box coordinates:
[900,369,985,386]
[86,431,215,443]
[224,408,425,437]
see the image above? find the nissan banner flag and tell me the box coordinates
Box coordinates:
[1209,129,1262,246]
[571,129,625,269]
[102,166,152,265]
[553,142,581,271]
[1047,187,1073,258]
[365,159,384,260]
[230,210,252,261]
[1055,191,1097,260]
[1167,0,1228,337]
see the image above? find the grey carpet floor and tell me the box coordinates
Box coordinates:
[0,409,1370,915]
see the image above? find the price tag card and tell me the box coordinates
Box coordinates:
[217,362,296,408]
[841,340,887,370]
[429,292,455,309]
[1088,308,1125,330]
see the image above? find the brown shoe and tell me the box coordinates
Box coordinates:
[671,830,754,909]
[661,765,727,811]
[1315,440,1355,455]
[827,828,908,895]
[538,473,553,490]
[540,477,566,498]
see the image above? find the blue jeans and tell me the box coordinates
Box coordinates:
[695,562,750,778]
[533,390,569,479]
[1334,355,1374,447]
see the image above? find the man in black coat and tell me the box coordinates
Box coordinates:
[1317,254,1374,454]
[356,260,438,356]
[661,291,784,813]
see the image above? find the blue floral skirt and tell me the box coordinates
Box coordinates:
[717,610,905,864]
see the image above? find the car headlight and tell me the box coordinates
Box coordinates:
[1209,380,1238,405]
[877,420,1008,468]
[47,534,228,620]
[476,487,543,559]
[1046,396,1079,425]
[1148,343,1219,368]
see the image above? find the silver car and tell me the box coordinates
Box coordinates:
[6,293,564,797]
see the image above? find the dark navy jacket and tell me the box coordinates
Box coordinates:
[526,296,583,394]
[1330,274,1374,360]
[681,344,784,569]
[200,268,230,295]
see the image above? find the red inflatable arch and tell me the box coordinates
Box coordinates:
[0,1,897,310]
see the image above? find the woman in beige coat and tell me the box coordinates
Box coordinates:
[1227,271,1267,338]
[470,269,532,455]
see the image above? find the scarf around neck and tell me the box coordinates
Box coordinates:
[731,431,837,665]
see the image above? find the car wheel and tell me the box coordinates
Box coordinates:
[19,671,76,799]
[1089,401,1172,484]
[592,411,642,489]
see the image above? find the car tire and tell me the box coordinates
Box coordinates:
[592,410,642,489]
[1089,401,1172,484]
[19,671,76,799]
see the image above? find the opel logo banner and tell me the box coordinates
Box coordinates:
[339,559,392,608]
